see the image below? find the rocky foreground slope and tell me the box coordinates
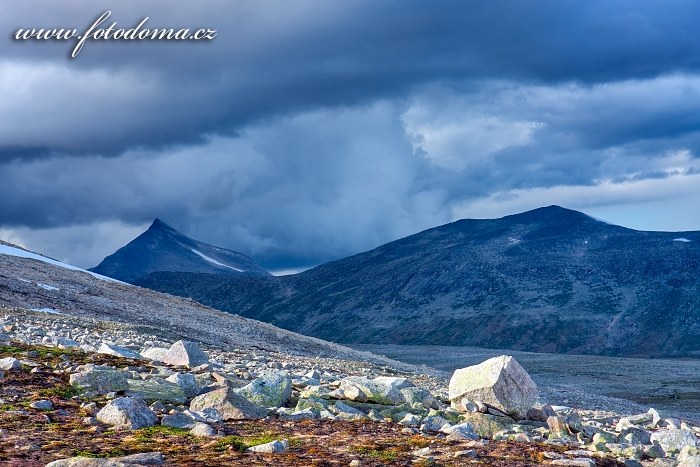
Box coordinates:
[135,206,700,357]
[1,309,699,466]
[0,241,414,367]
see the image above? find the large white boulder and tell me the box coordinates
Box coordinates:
[160,340,209,368]
[448,355,537,419]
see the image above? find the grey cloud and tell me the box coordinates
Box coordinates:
[3,1,700,269]
[3,1,700,159]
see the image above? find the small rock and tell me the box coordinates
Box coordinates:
[247,439,289,453]
[527,404,557,422]
[454,449,478,458]
[29,399,53,411]
[398,413,421,427]
[549,459,596,467]
[332,401,367,420]
[149,401,166,413]
[0,357,21,371]
[446,423,480,441]
[125,378,186,404]
[45,451,164,466]
[616,412,653,431]
[80,402,98,416]
[339,376,410,405]
[97,343,142,360]
[189,422,217,437]
[548,416,571,438]
[161,412,196,429]
[401,387,440,410]
[412,447,432,458]
[96,397,157,430]
[678,445,700,467]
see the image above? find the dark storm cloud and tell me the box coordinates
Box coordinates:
[2,1,700,158]
[3,1,700,268]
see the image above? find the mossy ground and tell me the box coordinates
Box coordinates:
[0,343,626,466]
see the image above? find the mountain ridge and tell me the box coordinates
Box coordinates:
[131,205,700,357]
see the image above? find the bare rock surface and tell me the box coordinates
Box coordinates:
[45,452,164,466]
[449,355,538,419]
[96,397,158,429]
[189,385,269,420]
[160,340,208,367]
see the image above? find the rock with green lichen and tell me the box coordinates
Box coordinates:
[235,371,291,407]
[125,378,187,404]
[651,428,699,456]
[339,376,411,405]
[69,365,129,395]
[400,386,440,410]
[189,385,268,420]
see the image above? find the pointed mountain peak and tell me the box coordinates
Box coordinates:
[150,218,176,231]
[91,219,271,282]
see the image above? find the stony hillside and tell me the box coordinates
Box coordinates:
[90,219,270,283]
[0,240,409,367]
[136,206,700,357]
[2,308,697,466]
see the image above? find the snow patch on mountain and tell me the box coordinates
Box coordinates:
[30,307,62,315]
[0,244,122,283]
[191,249,244,272]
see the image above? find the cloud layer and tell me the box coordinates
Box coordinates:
[1,1,700,268]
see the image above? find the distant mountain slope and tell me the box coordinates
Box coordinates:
[136,206,700,357]
[90,219,270,283]
[0,240,410,365]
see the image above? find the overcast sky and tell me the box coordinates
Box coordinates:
[1,1,700,271]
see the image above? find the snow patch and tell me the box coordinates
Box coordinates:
[191,249,244,272]
[31,307,62,315]
[37,283,60,291]
[0,244,123,283]
[673,238,692,243]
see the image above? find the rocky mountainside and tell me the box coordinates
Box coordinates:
[90,218,270,283]
[135,206,700,357]
[0,240,408,366]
